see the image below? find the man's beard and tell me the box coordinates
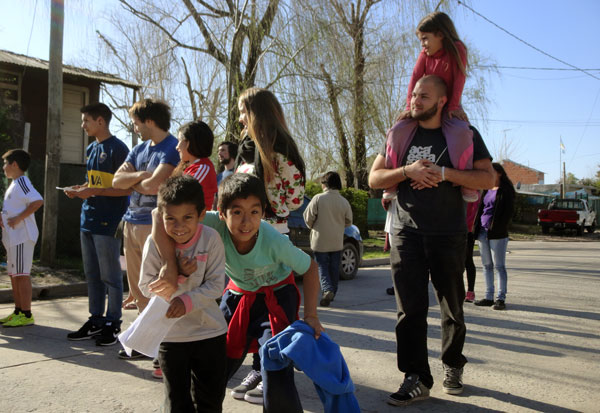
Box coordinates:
[411,102,438,121]
[219,157,231,165]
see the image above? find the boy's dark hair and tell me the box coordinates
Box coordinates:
[80,102,112,125]
[219,141,238,160]
[2,149,31,172]
[157,175,205,215]
[321,171,342,190]
[128,99,171,132]
[218,173,267,212]
[179,120,214,158]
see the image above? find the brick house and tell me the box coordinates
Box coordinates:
[500,159,545,185]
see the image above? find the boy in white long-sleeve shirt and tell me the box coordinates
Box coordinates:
[138,175,228,412]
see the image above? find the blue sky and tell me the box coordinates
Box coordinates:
[1,0,598,184]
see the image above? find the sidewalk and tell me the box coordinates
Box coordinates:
[0,240,598,412]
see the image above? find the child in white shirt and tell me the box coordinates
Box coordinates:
[1,149,43,327]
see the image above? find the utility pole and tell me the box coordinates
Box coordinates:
[40,0,64,266]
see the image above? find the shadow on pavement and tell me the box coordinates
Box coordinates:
[467,384,580,413]
[0,324,152,379]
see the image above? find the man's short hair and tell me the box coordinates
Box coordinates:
[218,173,267,212]
[129,99,171,132]
[80,103,112,125]
[321,171,342,190]
[417,75,448,98]
[2,149,31,172]
[219,141,238,160]
[157,175,205,215]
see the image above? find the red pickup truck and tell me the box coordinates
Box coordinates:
[538,199,597,235]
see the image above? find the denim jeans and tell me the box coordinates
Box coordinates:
[477,229,509,301]
[314,251,342,294]
[80,231,123,325]
[390,229,467,389]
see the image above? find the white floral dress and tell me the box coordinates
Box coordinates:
[236,153,305,233]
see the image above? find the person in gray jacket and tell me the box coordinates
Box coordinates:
[304,171,353,307]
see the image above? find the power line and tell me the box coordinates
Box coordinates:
[474,65,600,72]
[457,1,600,81]
[470,118,600,126]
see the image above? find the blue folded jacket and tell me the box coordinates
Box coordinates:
[260,320,361,413]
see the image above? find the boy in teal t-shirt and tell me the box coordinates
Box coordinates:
[149,173,323,410]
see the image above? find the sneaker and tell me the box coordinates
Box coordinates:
[474,298,494,307]
[465,291,475,303]
[320,291,335,307]
[231,370,261,400]
[387,374,430,406]
[95,322,121,346]
[3,313,34,327]
[67,320,102,340]
[244,381,263,404]
[118,348,148,360]
[443,364,464,395]
[493,300,506,310]
[152,368,163,379]
[0,312,19,324]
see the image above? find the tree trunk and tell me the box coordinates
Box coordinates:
[320,65,354,187]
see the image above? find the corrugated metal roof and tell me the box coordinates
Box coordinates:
[0,49,140,89]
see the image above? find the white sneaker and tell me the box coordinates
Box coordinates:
[230,370,261,400]
[244,380,263,404]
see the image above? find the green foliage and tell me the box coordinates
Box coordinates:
[340,187,369,235]
[305,180,322,198]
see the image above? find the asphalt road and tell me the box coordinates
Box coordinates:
[0,240,598,412]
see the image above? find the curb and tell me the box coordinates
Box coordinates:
[0,282,88,304]
[0,254,480,303]
[360,258,389,267]
[0,272,128,304]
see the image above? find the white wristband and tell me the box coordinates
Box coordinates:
[442,166,445,181]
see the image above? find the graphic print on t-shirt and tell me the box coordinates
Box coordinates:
[406,145,437,164]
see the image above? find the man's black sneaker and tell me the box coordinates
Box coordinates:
[67,320,103,341]
[493,300,506,310]
[442,364,464,395]
[118,348,148,360]
[474,298,494,307]
[387,374,430,406]
[95,322,121,346]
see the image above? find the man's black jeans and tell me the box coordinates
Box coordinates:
[390,229,468,389]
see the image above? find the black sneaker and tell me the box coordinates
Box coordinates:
[67,320,103,341]
[442,364,464,395]
[493,300,506,310]
[118,348,148,360]
[95,321,121,346]
[387,374,430,406]
[474,298,494,307]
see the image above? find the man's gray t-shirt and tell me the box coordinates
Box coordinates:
[380,126,491,235]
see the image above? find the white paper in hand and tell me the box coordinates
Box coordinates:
[118,296,178,358]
